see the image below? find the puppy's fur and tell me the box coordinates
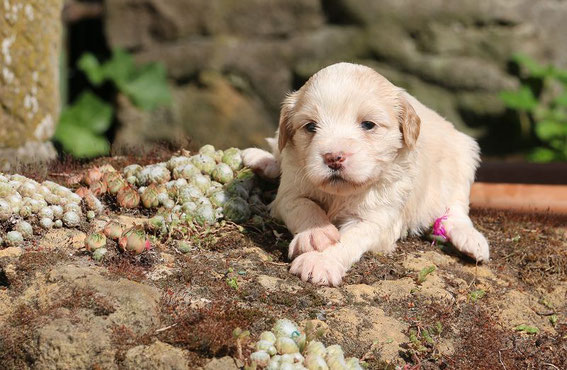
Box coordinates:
[243,63,489,286]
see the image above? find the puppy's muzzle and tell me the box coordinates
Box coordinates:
[323,151,349,171]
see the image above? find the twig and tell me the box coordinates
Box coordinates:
[155,323,177,333]
[498,349,507,370]
[542,363,560,370]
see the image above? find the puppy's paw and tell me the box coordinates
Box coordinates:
[290,251,345,286]
[288,224,340,259]
[242,148,280,179]
[448,225,490,262]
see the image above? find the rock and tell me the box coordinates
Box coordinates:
[114,72,276,152]
[35,315,117,370]
[47,265,161,334]
[203,356,238,370]
[0,0,61,170]
[257,274,302,294]
[123,341,189,370]
[326,306,408,363]
[0,247,23,259]
[105,0,324,49]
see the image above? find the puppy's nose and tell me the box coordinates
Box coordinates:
[323,152,347,170]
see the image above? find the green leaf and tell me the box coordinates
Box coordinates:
[65,91,113,133]
[120,63,172,110]
[535,120,566,141]
[528,147,556,163]
[469,289,486,302]
[417,266,436,284]
[514,324,539,334]
[54,91,113,158]
[554,91,567,107]
[78,53,105,86]
[500,86,538,111]
[512,54,553,78]
[102,48,136,86]
[55,121,110,158]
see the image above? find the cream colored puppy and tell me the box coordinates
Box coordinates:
[243,63,489,286]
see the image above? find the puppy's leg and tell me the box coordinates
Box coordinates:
[277,197,340,260]
[242,148,280,179]
[444,206,489,262]
[290,219,400,286]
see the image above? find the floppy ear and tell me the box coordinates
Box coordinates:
[398,93,421,149]
[278,91,299,151]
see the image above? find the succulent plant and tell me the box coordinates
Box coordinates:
[103,220,124,240]
[84,167,103,186]
[191,154,216,174]
[119,226,151,254]
[54,219,63,228]
[50,205,64,219]
[178,185,202,203]
[63,211,81,227]
[123,164,143,178]
[223,197,251,223]
[117,186,141,209]
[39,206,54,220]
[190,174,211,193]
[141,184,162,209]
[209,190,230,207]
[176,240,192,253]
[92,247,108,262]
[172,163,199,180]
[85,232,107,251]
[250,351,270,367]
[305,341,326,358]
[90,180,107,196]
[0,200,12,221]
[222,147,243,171]
[275,337,299,355]
[304,354,329,370]
[15,221,34,238]
[260,331,277,345]
[139,164,171,185]
[211,163,234,184]
[107,176,127,196]
[5,230,24,247]
[193,204,216,226]
[199,144,216,157]
[166,156,191,171]
[40,217,54,229]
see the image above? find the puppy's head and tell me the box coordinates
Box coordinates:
[279,63,420,196]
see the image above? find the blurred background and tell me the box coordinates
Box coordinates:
[1,0,567,170]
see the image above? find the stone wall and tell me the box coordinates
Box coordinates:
[105,0,567,151]
[0,0,62,170]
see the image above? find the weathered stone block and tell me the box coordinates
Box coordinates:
[0,0,62,168]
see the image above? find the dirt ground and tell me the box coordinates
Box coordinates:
[0,161,566,369]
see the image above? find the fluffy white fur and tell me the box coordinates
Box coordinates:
[242,63,489,286]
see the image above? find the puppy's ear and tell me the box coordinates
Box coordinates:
[398,94,421,149]
[278,91,299,151]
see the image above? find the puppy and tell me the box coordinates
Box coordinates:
[243,63,489,286]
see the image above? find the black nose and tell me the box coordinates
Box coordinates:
[323,152,346,170]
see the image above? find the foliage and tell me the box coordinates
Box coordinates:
[500,54,567,162]
[79,49,171,110]
[54,92,112,158]
[54,49,171,158]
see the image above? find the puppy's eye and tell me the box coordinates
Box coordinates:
[361,121,376,130]
[304,122,317,133]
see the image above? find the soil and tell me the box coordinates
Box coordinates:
[0,161,566,370]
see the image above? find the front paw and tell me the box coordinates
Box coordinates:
[288,224,340,259]
[290,251,345,286]
[241,148,280,179]
[449,226,490,262]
